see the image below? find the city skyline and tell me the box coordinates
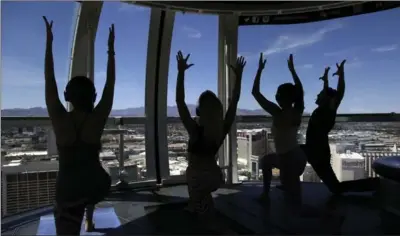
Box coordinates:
[2,2,400,113]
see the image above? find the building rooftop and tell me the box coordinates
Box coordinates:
[2,160,59,173]
[4,151,47,158]
[339,151,365,160]
[100,151,116,159]
[237,128,267,134]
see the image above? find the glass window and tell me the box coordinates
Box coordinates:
[1,1,77,217]
[38,172,48,181]
[166,12,218,176]
[27,173,37,181]
[2,1,78,109]
[94,2,150,183]
[48,171,58,179]
[6,174,17,183]
[237,8,400,182]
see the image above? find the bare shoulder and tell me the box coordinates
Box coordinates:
[80,113,109,142]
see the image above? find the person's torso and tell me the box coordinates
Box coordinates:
[56,113,104,177]
[272,108,301,154]
[306,106,337,156]
[57,143,102,171]
[53,112,111,203]
[187,125,220,168]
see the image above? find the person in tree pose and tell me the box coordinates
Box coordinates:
[252,53,307,213]
[43,16,114,235]
[175,51,245,232]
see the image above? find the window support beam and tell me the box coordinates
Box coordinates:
[218,15,239,184]
[68,1,103,110]
[145,8,175,182]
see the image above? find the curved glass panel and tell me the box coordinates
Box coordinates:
[1,1,78,217]
[166,12,218,176]
[94,2,151,183]
[237,8,400,182]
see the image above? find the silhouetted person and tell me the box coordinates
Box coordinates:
[43,17,114,235]
[175,51,245,232]
[303,61,379,194]
[252,54,307,214]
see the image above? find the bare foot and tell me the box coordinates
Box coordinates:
[85,220,95,232]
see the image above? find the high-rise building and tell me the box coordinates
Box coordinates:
[237,129,271,177]
[360,152,400,177]
[1,160,59,216]
[335,143,358,154]
[331,149,366,182]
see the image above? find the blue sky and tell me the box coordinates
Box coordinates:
[2,2,400,113]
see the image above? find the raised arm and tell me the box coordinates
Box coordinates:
[222,56,246,137]
[319,67,330,92]
[94,24,116,118]
[287,54,304,112]
[175,51,197,136]
[252,53,281,116]
[332,60,346,109]
[43,17,66,118]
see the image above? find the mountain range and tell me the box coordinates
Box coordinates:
[1,105,272,117]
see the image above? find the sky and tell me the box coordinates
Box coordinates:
[2,2,400,114]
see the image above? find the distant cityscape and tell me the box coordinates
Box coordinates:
[1,112,399,217]
[1,106,299,117]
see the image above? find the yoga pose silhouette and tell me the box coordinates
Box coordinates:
[253,53,307,213]
[303,61,379,194]
[268,61,378,194]
[43,17,114,235]
[175,51,245,232]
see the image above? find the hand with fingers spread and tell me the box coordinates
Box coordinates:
[176,51,194,72]
[319,67,330,83]
[43,16,53,43]
[229,56,247,78]
[287,54,295,72]
[258,53,267,71]
[333,60,346,77]
[108,24,115,53]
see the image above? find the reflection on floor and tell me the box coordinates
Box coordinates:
[2,182,381,235]
[37,208,121,235]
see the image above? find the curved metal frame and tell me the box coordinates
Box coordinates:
[145,8,175,183]
[125,1,400,24]
[67,1,103,110]
[218,14,240,183]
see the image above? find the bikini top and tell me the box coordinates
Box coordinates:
[187,124,220,159]
[57,114,102,171]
